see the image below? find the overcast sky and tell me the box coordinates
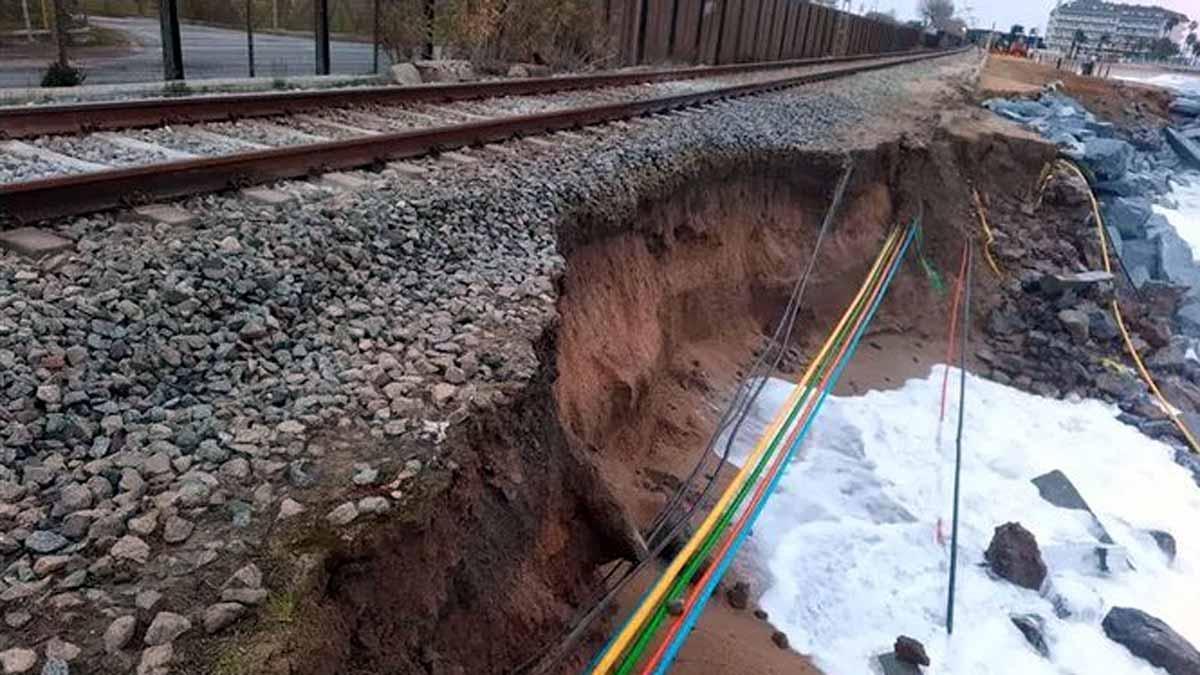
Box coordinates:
[860,0,1195,35]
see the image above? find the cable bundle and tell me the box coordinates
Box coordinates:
[590,219,920,674]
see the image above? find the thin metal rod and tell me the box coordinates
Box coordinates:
[946,242,972,635]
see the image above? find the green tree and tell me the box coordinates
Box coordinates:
[917,0,955,30]
[1070,28,1087,58]
[1148,36,1179,60]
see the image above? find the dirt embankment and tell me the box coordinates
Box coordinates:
[979,54,1174,128]
[203,107,1060,675]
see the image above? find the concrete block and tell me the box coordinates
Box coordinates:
[0,227,73,257]
[240,187,294,206]
[320,172,368,191]
[133,204,195,226]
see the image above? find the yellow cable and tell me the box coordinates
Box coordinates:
[591,227,904,673]
[972,188,1003,277]
[1055,159,1200,454]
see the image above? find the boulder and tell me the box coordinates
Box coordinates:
[984,98,1051,120]
[412,59,475,83]
[1102,606,1200,675]
[1104,196,1152,240]
[1057,309,1090,342]
[1166,127,1200,170]
[1035,271,1114,298]
[390,62,422,86]
[984,522,1048,591]
[506,63,551,78]
[1083,138,1134,181]
[1170,97,1200,117]
[894,636,930,666]
[1011,613,1050,658]
[1174,448,1200,487]
[1120,238,1160,282]
[1157,229,1200,295]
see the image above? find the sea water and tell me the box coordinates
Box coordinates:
[718,371,1200,674]
[1117,71,1200,260]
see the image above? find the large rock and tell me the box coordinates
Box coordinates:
[894,636,930,666]
[1166,127,1200,170]
[1102,606,1200,675]
[1171,97,1200,117]
[390,62,422,86]
[984,522,1048,590]
[1083,138,1134,181]
[1121,238,1161,282]
[1104,196,1152,240]
[984,98,1051,121]
[1157,229,1200,295]
[143,612,191,646]
[412,59,475,83]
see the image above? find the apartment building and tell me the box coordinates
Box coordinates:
[1045,0,1186,57]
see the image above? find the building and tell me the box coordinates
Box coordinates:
[1045,0,1187,57]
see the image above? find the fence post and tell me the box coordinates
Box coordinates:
[315,0,331,75]
[245,0,256,77]
[373,0,381,73]
[423,0,435,59]
[159,0,185,80]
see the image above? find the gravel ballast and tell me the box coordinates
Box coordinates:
[0,52,976,671]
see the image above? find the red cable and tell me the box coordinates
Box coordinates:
[939,240,970,421]
[638,231,909,675]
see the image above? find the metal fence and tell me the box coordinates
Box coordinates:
[607,0,938,66]
[0,0,959,89]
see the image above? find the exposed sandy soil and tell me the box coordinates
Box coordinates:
[551,92,1058,674]
[979,54,1174,128]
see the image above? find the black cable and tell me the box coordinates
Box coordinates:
[946,242,972,635]
[514,161,854,675]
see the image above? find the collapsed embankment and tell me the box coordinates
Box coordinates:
[207,109,1059,675]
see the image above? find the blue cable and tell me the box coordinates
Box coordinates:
[651,223,918,674]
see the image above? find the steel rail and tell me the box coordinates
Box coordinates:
[0,50,930,140]
[0,48,966,224]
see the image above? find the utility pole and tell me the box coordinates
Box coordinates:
[272,0,279,30]
[315,0,331,75]
[20,0,34,42]
[159,0,185,81]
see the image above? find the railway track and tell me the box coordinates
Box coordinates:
[0,48,966,225]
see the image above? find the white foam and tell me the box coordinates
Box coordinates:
[1114,72,1200,97]
[720,370,1200,674]
[1156,175,1200,262]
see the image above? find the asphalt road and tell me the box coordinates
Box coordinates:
[0,15,390,88]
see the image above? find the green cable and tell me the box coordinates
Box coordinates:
[611,229,902,673]
[913,225,945,294]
